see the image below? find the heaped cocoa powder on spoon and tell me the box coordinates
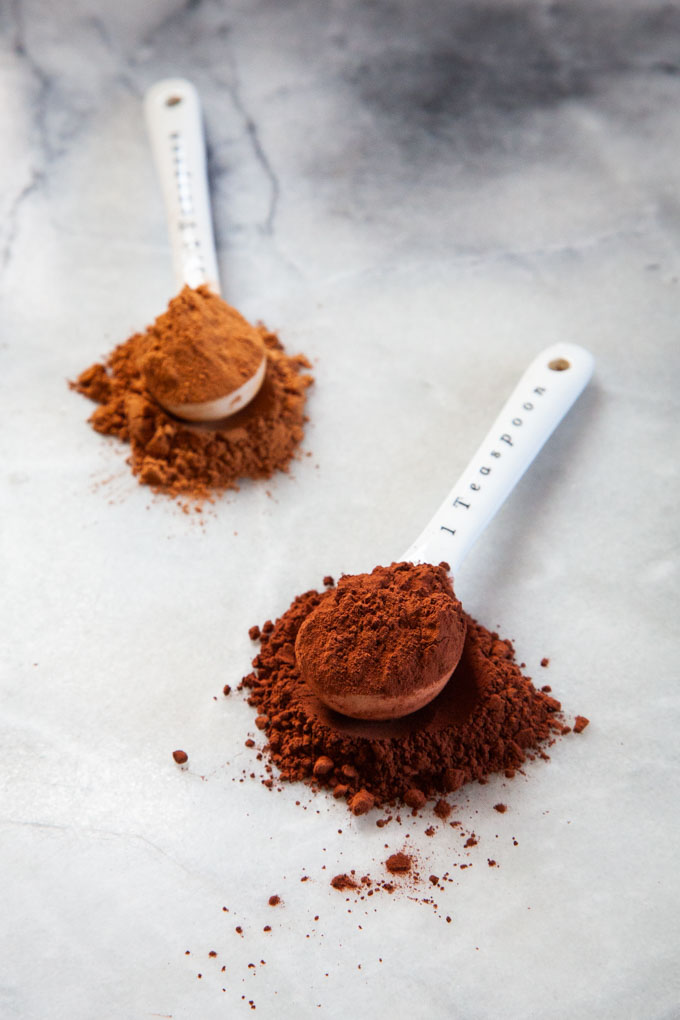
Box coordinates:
[240,563,588,810]
[137,285,266,408]
[295,563,467,719]
[71,286,313,501]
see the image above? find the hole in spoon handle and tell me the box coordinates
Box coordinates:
[144,78,220,294]
[402,343,594,573]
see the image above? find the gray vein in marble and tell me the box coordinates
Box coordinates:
[218,57,281,236]
[1,3,47,274]
[128,1,280,234]
[2,817,198,880]
[1,170,44,272]
[8,0,54,159]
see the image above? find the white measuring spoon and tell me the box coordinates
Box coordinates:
[403,342,594,571]
[144,78,266,422]
[299,343,594,720]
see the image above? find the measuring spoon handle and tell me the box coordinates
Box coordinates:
[402,343,594,573]
[144,78,220,293]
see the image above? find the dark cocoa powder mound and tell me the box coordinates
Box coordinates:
[240,579,572,808]
[71,306,313,501]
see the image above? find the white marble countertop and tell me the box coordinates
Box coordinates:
[2,2,679,1017]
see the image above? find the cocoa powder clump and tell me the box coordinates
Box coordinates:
[240,565,573,809]
[349,789,375,815]
[434,799,452,819]
[386,853,412,874]
[312,756,334,779]
[331,874,358,891]
[403,788,427,810]
[71,286,313,501]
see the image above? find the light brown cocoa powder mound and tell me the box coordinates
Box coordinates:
[139,285,266,406]
[71,286,313,501]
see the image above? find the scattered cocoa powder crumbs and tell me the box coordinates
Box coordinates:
[172,749,188,764]
[208,950,217,957]
[71,286,313,502]
[268,895,280,906]
[240,568,580,812]
[434,799,452,819]
[223,685,231,696]
[494,803,507,813]
[425,826,436,837]
[541,657,550,667]
[573,715,590,733]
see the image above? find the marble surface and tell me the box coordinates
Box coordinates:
[2,1,679,1017]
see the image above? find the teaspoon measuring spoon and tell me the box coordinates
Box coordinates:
[397,342,594,715]
[144,78,266,422]
[403,343,594,572]
[299,343,594,720]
